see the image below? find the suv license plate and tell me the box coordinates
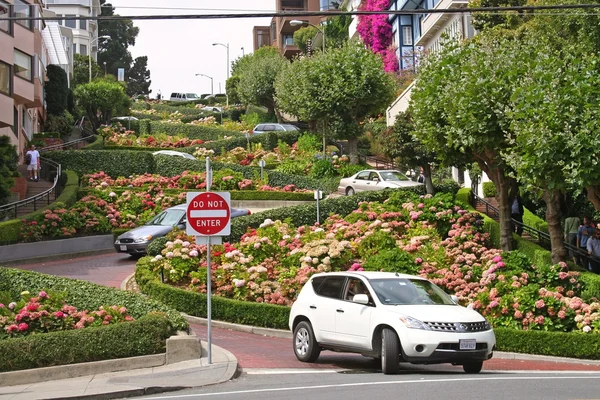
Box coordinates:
[120,245,127,251]
[459,339,476,350]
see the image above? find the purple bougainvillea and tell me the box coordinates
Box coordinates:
[357,0,398,72]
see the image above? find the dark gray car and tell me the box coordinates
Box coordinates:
[114,204,250,255]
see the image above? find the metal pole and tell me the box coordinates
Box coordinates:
[88,47,92,83]
[205,156,212,365]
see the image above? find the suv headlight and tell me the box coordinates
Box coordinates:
[399,316,431,330]
[134,235,153,243]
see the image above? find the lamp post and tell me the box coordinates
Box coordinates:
[290,20,325,53]
[195,73,214,95]
[89,35,110,83]
[103,62,107,76]
[241,47,245,56]
[212,42,229,106]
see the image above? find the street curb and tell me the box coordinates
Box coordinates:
[1,248,115,267]
[493,351,600,365]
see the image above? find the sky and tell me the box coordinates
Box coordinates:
[107,0,274,98]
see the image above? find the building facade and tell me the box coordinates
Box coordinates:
[0,0,49,159]
[253,0,325,59]
[45,0,100,61]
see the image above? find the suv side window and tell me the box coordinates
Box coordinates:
[314,276,345,299]
[255,125,264,131]
[263,125,276,131]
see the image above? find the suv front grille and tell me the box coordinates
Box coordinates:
[424,321,491,332]
[436,342,488,351]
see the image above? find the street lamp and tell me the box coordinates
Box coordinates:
[103,62,107,76]
[89,35,110,83]
[212,42,230,106]
[195,73,214,95]
[290,20,325,53]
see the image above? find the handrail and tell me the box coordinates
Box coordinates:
[469,191,600,270]
[363,156,395,170]
[0,157,62,221]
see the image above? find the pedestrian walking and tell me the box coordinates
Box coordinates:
[577,216,595,267]
[587,230,600,274]
[564,214,581,264]
[25,144,40,182]
[511,194,524,236]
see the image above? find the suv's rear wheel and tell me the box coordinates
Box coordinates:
[462,361,483,374]
[293,321,321,362]
[381,328,400,374]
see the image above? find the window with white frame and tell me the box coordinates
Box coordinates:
[80,44,87,56]
[64,15,76,29]
[14,49,32,80]
[0,1,11,33]
[14,0,31,29]
[402,26,413,46]
[80,17,87,31]
[0,61,10,96]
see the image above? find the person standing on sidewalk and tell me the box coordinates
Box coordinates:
[511,194,524,236]
[25,145,40,182]
[587,230,600,273]
[577,216,595,267]
[564,214,581,264]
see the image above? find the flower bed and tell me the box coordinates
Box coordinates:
[0,290,134,340]
[99,125,205,148]
[142,191,600,334]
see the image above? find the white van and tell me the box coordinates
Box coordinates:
[169,92,201,102]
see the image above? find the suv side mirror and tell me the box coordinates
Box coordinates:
[353,294,369,305]
[451,295,459,304]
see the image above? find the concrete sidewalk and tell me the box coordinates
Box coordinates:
[0,341,239,400]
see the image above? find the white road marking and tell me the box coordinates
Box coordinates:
[141,375,600,399]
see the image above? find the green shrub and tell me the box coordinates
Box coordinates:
[494,327,600,360]
[44,150,156,177]
[83,135,105,150]
[44,111,75,137]
[135,259,289,329]
[309,159,337,179]
[0,313,172,372]
[483,181,497,198]
[147,121,243,141]
[139,119,151,135]
[147,237,169,256]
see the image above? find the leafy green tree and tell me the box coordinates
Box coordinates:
[45,65,69,116]
[293,26,319,54]
[275,42,396,161]
[468,0,530,31]
[72,54,102,87]
[97,1,139,80]
[0,136,18,206]
[411,33,522,251]
[225,75,241,105]
[74,77,130,130]
[381,111,436,193]
[126,56,151,96]
[234,47,289,118]
[323,12,352,49]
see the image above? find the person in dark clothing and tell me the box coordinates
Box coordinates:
[511,194,524,236]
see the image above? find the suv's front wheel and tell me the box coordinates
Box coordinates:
[293,321,321,362]
[381,328,400,374]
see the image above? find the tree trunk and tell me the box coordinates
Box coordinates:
[347,137,359,164]
[477,155,515,252]
[308,120,317,131]
[586,185,600,210]
[422,163,435,194]
[542,189,568,264]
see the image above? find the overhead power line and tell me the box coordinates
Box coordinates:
[4,3,600,21]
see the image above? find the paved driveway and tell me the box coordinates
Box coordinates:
[12,252,600,372]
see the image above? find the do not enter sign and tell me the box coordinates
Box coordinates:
[186,192,231,236]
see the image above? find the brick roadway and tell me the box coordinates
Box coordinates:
[11,252,600,373]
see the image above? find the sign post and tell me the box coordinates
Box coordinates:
[314,190,323,224]
[186,157,231,364]
[259,159,266,181]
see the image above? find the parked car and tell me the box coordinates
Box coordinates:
[112,116,139,122]
[289,271,495,374]
[170,92,201,102]
[152,150,197,160]
[201,106,223,113]
[338,169,423,196]
[251,123,300,135]
[114,204,251,255]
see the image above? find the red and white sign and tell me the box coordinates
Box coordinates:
[186,192,231,236]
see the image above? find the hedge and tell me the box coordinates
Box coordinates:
[82,135,105,150]
[494,328,600,359]
[482,181,497,198]
[44,150,157,178]
[135,259,289,329]
[0,313,172,372]
[147,121,243,141]
[0,170,79,245]
[0,267,187,371]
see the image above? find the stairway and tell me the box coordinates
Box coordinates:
[14,164,54,218]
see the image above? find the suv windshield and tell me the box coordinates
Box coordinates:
[370,278,455,305]
[146,209,185,226]
[380,171,409,181]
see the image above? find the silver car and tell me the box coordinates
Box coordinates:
[114,204,250,255]
[338,169,423,196]
[252,123,299,135]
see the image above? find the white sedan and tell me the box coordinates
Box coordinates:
[289,271,495,374]
[152,150,197,160]
[338,169,423,196]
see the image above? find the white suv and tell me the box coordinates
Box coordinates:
[289,271,495,374]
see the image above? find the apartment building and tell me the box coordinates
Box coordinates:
[0,0,49,158]
[42,8,73,87]
[253,0,326,59]
[386,0,474,126]
[45,0,100,61]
